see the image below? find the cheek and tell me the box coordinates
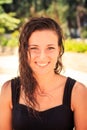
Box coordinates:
[49,51,59,58]
[51,52,59,63]
[28,51,37,58]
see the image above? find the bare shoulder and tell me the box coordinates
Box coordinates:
[72,81,87,110]
[0,80,11,95]
[0,80,13,130]
[0,80,12,107]
[73,81,87,96]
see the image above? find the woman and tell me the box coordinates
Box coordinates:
[0,17,87,130]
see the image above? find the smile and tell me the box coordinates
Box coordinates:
[35,62,49,67]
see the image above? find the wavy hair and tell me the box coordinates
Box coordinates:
[19,17,64,111]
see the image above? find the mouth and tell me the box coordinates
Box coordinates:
[35,62,50,67]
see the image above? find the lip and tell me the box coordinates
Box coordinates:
[35,62,50,67]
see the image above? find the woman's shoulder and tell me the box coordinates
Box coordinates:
[0,80,11,96]
[71,81,87,110]
[0,79,12,108]
[73,81,87,97]
[0,77,20,108]
[1,76,20,93]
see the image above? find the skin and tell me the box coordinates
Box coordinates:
[0,30,87,130]
[28,30,60,76]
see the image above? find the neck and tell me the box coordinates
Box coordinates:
[34,72,59,91]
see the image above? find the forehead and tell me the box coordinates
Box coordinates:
[28,30,58,46]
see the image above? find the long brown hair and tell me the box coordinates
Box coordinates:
[19,17,64,111]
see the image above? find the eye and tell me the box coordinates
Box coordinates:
[48,47,55,50]
[30,47,38,50]
[29,47,40,53]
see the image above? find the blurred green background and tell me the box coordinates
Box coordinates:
[0,0,87,52]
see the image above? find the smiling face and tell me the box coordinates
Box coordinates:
[27,30,60,76]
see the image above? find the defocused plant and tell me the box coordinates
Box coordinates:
[7,30,19,47]
[0,0,20,35]
[81,27,87,38]
[64,38,87,52]
[0,30,19,47]
[0,13,20,32]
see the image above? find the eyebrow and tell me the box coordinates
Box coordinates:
[29,45,38,46]
[47,44,55,46]
[29,44,55,46]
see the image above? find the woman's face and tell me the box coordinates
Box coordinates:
[27,30,60,75]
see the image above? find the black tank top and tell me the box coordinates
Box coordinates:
[11,77,76,130]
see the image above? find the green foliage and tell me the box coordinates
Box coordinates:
[46,2,58,20]
[0,13,20,32]
[0,0,20,34]
[64,39,87,52]
[7,31,19,47]
[0,27,5,34]
[15,0,32,18]
[57,2,69,23]
[0,0,12,4]
[0,35,8,46]
[81,27,87,38]
[0,30,19,47]
[44,1,69,37]
[0,5,4,13]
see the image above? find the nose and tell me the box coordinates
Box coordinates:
[39,50,47,60]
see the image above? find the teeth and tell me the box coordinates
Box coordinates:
[37,63,48,67]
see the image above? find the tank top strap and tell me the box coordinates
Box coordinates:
[63,77,76,108]
[11,77,20,107]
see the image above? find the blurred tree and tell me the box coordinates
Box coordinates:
[67,0,87,38]
[0,0,12,4]
[0,0,20,34]
[2,0,87,38]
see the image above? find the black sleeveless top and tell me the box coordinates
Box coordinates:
[11,77,76,130]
